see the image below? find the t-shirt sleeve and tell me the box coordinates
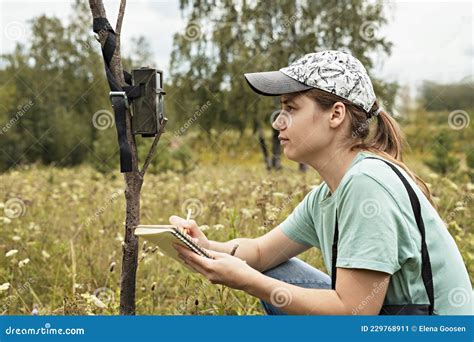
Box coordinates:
[279,190,320,248]
[336,173,403,275]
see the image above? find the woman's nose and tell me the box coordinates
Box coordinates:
[272,110,290,130]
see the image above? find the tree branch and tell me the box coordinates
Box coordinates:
[140,118,168,178]
[116,0,126,35]
[88,0,106,18]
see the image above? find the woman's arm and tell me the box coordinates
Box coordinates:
[244,267,390,315]
[209,226,310,272]
[174,241,390,314]
[175,244,390,315]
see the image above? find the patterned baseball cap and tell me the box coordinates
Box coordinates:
[244,50,376,113]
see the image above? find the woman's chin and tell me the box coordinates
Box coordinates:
[283,148,299,163]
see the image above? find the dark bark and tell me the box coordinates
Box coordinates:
[271,128,281,170]
[120,174,142,314]
[257,126,271,170]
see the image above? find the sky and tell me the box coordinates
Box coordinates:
[0,0,473,93]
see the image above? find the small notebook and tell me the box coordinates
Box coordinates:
[134,225,214,265]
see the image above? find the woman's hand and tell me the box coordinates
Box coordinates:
[169,215,210,249]
[173,243,258,291]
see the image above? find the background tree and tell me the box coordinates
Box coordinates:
[168,0,398,170]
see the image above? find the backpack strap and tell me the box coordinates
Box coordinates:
[331,156,434,315]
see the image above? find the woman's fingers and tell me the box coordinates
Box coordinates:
[169,215,197,230]
[174,243,211,274]
[202,248,226,259]
[169,215,202,239]
[169,215,186,227]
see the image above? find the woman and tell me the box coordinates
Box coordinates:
[172,50,472,315]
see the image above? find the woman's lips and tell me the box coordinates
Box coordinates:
[279,137,290,145]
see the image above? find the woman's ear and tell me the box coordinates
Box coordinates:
[329,102,346,128]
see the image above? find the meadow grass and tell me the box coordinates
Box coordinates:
[0,143,472,315]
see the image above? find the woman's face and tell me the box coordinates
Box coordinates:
[272,94,340,164]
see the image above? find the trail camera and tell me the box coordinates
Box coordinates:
[131,68,166,137]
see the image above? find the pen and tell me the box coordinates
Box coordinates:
[230,243,239,256]
[186,209,192,221]
[183,209,192,235]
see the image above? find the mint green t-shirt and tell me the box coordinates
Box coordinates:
[280,151,473,315]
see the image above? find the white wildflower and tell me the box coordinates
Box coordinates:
[240,209,252,219]
[19,258,30,268]
[272,192,286,199]
[0,217,12,224]
[0,282,10,291]
[91,295,107,309]
[213,224,224,230]
[199,225,209,231]
[5,249,18,257]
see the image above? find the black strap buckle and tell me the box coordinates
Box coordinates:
[109,91,129,109]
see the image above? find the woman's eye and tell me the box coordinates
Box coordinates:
[285,106,294,112]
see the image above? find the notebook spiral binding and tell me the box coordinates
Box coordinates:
[172,227,214,259]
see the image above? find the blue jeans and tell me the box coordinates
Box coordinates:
[260,257,332,315]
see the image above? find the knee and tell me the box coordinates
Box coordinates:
[262,257,331,289]
[262,258,299,280]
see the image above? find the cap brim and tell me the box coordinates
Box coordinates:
[244,71,312,96]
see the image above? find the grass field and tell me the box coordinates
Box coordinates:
[0,134,472,315]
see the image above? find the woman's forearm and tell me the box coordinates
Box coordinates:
[208,238,262,270]
[243,270,350,315]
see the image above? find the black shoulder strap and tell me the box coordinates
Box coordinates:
[331,156,434,315]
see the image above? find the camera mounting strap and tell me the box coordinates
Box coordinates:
[92,17,144,173]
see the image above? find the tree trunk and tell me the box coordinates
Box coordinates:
[120,173,142,314]
[89,0,161,315]
[271,128,281,170]
[257,126,271,170]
